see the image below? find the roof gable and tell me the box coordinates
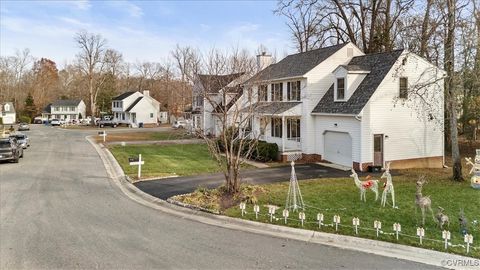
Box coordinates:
[312,49,404,115]
[1,102,15,113]
[113,91,136,100]
[125,97,143,112]
[247,43,348,83]
[197,73,244,94]
[51,99,82,107]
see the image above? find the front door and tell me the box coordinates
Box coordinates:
[373,134,384,167]
[131,113,137,124]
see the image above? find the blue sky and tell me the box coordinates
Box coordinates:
[0,0,293,66]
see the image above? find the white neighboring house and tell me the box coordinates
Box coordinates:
[42,100,86,123]
[191,72,246,136]
[112,90,160,127]
[0,102,16,124]
[225,42,444,170]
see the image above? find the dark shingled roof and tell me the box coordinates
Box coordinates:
[51,99,82,106]
[247,43,348,83]
[243,101,302,115]
[198,73,244,94]
[312,49,404,115]
[125,97,143,112]
[112,91,136,100]
[42,103,52,113]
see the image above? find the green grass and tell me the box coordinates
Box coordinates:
[110,144,222,179]
[224,168,480,258]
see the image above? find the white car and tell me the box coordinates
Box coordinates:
[50,119,60,126]
[172,120,188,129]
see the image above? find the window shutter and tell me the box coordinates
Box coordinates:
[287,82,291,100]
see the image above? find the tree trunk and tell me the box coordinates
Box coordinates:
[445,0,463,181]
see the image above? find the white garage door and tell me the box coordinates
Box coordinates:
[324,131,352,167]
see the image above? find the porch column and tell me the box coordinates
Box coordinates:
[282,116,286,152]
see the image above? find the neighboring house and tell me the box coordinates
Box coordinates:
[0,102,16,124]
[42,100,86,122]
[112,90,160,127]
[191,72,248,136]
[159,105,169,124]
[224,42,444,170]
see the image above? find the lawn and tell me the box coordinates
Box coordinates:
[97,130,194,143]
[110,143,225,179]
[222,167,480,258]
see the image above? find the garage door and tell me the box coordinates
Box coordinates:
[324,131,352,167]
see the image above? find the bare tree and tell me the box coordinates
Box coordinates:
[74,31,108,120]
[195,50,262,194]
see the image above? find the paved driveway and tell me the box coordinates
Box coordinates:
[135,163,359,200]
[0,125,438,269]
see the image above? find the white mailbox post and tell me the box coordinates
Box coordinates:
[374,220,382,238]
[317,213,324,229]
[464,234,473,254]
[253,205,260,219]
[129,154,145,179]
[98,131,107,143]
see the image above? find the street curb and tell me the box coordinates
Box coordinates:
[86,136,477,270]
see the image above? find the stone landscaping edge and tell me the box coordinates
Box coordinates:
[86,135,478,270]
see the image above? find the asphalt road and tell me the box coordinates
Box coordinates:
[0,125,442,269]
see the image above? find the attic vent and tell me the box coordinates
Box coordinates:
[347,48,353,57]
[402,57,407,65]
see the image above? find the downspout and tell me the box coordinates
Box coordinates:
[354,114,362,171]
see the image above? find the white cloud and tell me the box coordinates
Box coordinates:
[70,0,91,11]
[109,1,144,18]
[58,17,91,28]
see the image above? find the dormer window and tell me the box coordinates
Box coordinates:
[336,78,345,100]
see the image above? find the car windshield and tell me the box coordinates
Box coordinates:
[14,135,25,139]
[0,140,11,149]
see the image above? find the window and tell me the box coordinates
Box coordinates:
[336,78,345,100]
[271,118,282,138]
[260,117,267,136]
[271,83,283,101]
[399,77,408,99]
[287,81,301,101]
[258,85,268,101]
[71,115,76,120]
[287,118,301,141]
[150,113,154,118]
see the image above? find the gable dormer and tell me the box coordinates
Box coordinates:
[332,65,370,102]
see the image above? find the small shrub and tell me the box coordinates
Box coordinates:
[18,115,31,123]
[254,141,279,161]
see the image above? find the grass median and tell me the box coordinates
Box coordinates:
[110,143,221,179]
[96,130,193,143]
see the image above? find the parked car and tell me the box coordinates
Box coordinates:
[50,119,60,126]
[0,137,23,163]
[18,122,30,131]
[59,119,66,125]
[172,120,188,129]
[33,118,43,124]
[97,118,118,128]
[10,133,30,149]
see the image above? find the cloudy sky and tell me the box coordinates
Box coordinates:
[1,0,293,66]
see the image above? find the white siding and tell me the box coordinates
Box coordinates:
[360,52,444,165]
[303,43,364,154]
[314,115,361,163]
[130,98,158,124]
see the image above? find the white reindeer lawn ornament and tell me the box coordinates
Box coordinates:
[380,162,395,208]
[415,176,435,226]
[350,169,379,202]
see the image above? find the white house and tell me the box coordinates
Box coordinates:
[191,72,246,135]
[0,102,16,124]
[112,90,160,127]
[208,42,444,171]
[42,100,86,123]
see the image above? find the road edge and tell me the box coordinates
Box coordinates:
[86,135,477,270]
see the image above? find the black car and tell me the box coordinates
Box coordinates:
[0,137,23,163]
